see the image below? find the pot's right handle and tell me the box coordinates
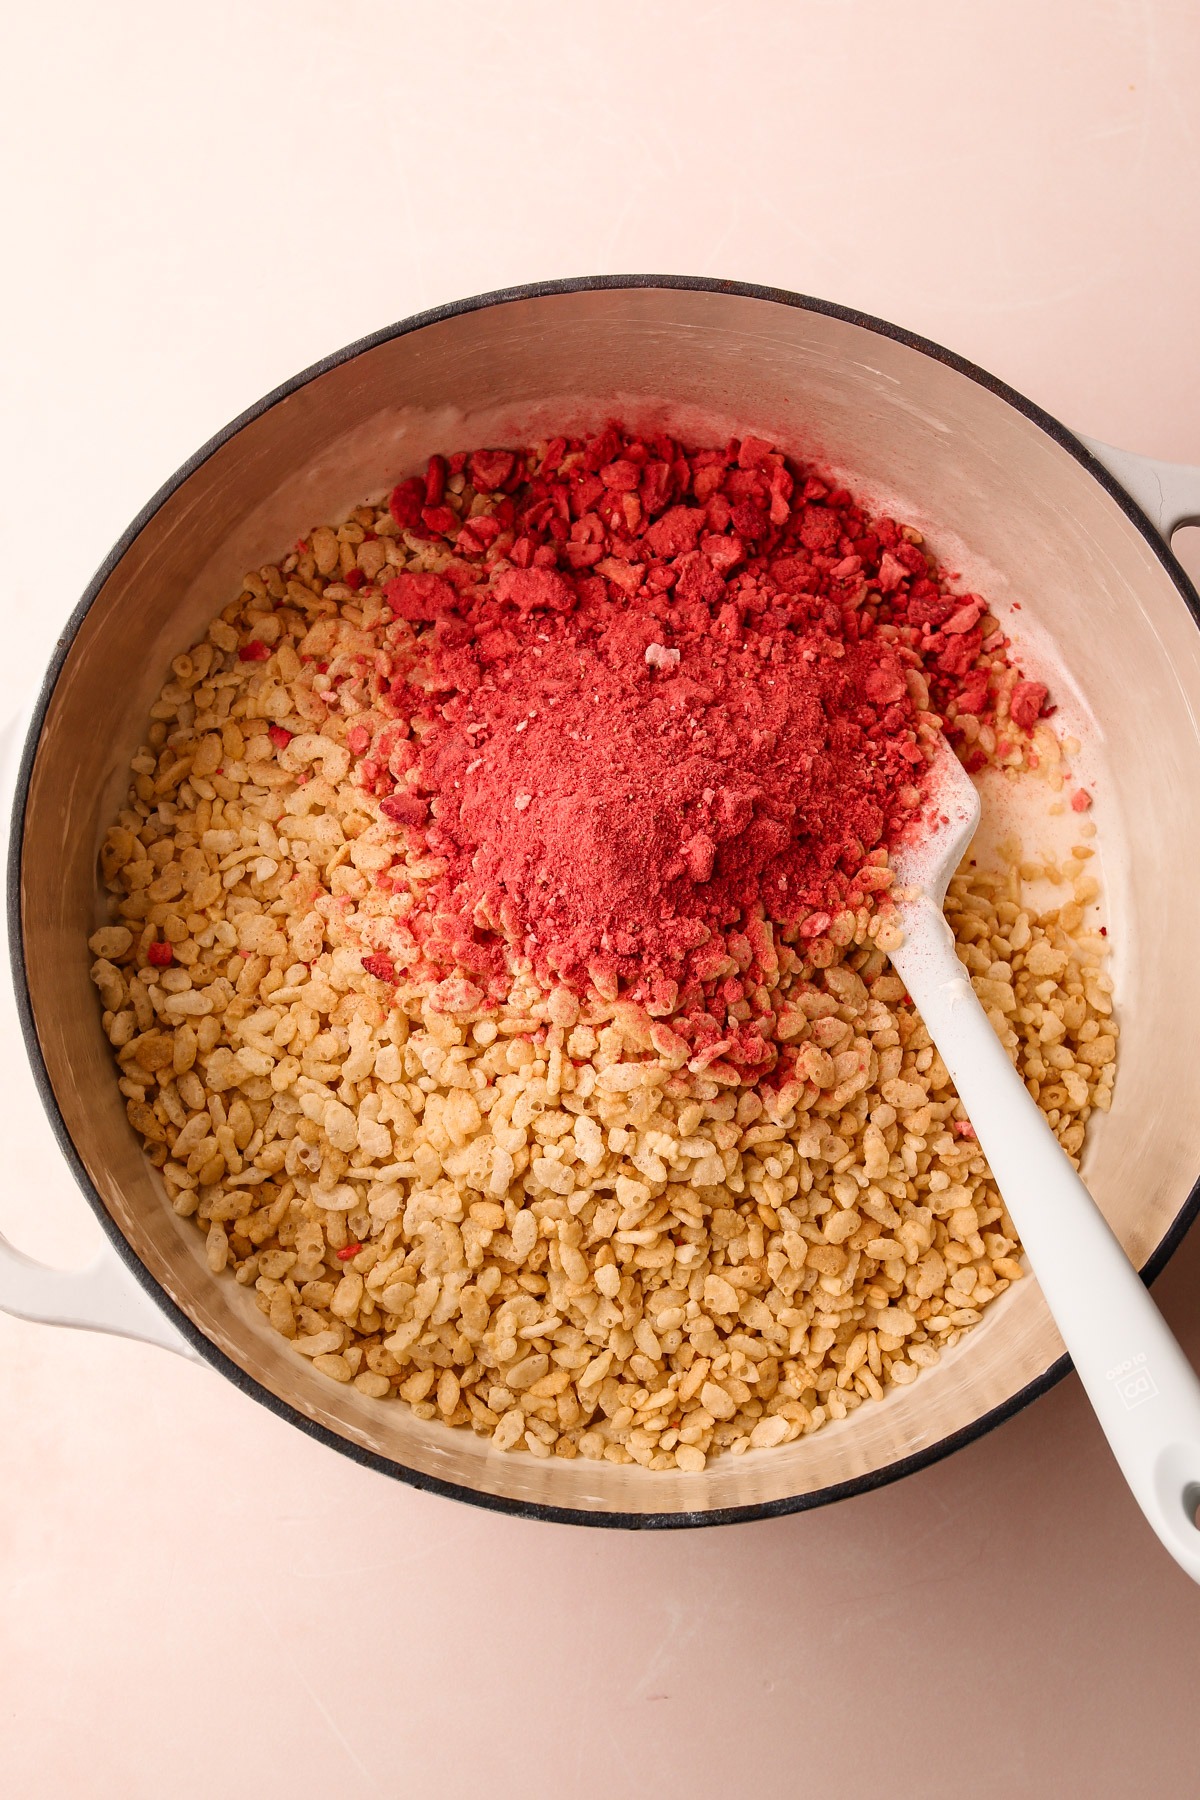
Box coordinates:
[0,710,198,1361]
[1080,437,1200,539]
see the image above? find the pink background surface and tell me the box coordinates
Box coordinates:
[2,4,1199,1795]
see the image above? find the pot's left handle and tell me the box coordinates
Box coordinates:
[0,1229,199,1357]
[0,709,199,1361]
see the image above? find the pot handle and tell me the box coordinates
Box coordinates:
[1080,437,1200,539]
[0,710,198,1360]
[0,1228,199,1357]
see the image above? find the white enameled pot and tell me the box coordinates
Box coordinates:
[4,277,1200,1528]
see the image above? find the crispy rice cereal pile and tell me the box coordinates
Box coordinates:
[89,450,1118,1471]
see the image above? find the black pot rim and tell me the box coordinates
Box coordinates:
[10,272,1200,1530]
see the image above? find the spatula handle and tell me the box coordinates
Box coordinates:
[892,899,1200,1585]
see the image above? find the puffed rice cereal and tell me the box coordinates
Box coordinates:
[89,472,1117,1472]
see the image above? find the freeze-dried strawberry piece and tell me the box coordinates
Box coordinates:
[581,426,622,472]
[684,833,716,882]
[876,550,909,592]
[715,788,756,836]
[493,567,576,613]
[540,436,568,475]
[424,455,447,508]
[468,449,516,493]
[600,458,641,492]
[895,542,929,576]
[567,471,605,519]
[1009,679,1049,732]
[942,597,987,635]
[731,500,769,540]
[691,463,725,503]
[675,551,725,606]
[936,629,983,678]
[388,477,424,529]
[562,540,604,569]
[384,572,458,622]
[701,533,744,574]
[863,663,908,706]
[380,793,429,826]
[954,670,992,716]
[361,953,397,982]
[798,506,841,552]
[766,554,810,593]
[723,467,764,502]
[737,435,776,469]
[639,460,673,516]
[455,515,504,556]
[642,505,702,559]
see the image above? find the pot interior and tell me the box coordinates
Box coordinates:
[19,282,1200,1520]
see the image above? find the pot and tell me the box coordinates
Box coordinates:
[5,276,1200,1527]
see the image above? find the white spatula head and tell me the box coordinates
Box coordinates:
[889,739,981,911]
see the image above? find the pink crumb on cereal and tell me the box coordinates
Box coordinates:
[361,953,397,982]
[146,940,173,968]
[1071,787,1093,812]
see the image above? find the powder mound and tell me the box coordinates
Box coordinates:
[412,607,924,999]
